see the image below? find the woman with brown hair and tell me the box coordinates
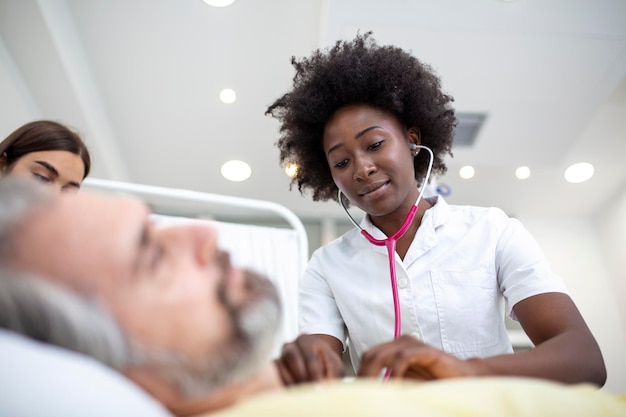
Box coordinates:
[0,120,91,192]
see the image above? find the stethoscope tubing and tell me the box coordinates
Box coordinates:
[338,145,434,379]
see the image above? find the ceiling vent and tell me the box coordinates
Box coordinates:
[453,112,486,147]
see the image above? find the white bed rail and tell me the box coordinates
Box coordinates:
[84,178,309,275]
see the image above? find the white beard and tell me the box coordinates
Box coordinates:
[129,268,281,398]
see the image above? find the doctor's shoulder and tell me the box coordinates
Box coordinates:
[307,226,367,266]
[435,198,513,231]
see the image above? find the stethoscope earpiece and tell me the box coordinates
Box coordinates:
[409,143,418,150]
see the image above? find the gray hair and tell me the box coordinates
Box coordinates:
[0,268,132,369]
[0,177,53,262]
[0,177,133,369]
[0,267,281,399]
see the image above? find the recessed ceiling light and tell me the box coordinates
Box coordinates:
[284,162,299,178]
[459,165,475,179]
[515,166,531,180]
[221,160,251,182]
[202,0,236,7]
[219,88,237,104]
[564,162,594,183]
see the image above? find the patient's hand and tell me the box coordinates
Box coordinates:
[274,334,344,385]
[358,335,482,380]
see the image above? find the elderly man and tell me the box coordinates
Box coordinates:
[0,177,283,416]
[1,176,625,417]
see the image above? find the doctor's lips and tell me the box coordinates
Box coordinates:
[358,180,390,196]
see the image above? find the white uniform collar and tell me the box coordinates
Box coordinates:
[359,195,450,240]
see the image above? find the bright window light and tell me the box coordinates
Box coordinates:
[515,166,531,180]
[219,88,237,104]
[284,162,299,178]
[203,0,236,7]
[564,162,594,183]
[459,165,475,179]
[221,160,251,182]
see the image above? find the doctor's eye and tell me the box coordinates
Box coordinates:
[367,140,384,151]
[334,159,348,169]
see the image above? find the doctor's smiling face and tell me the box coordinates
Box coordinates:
[323,104,421,220]
[6,184,280,400]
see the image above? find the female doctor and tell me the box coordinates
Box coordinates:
[266,33,606,386]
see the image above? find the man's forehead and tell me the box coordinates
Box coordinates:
[62,190,148,212]
[13,190,150,290]
[22,190,150,238]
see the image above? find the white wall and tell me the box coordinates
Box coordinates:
[520,213,626,393]
[594,183,626,338]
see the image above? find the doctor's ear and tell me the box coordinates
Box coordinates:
[407,127,421,147]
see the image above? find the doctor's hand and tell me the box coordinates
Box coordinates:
[358,335,484,380]
[274,334,345,385]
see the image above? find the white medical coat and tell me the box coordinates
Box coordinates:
[299,197,569,372]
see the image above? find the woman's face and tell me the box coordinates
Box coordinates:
[322,104,420,220]
[3,150,85,193]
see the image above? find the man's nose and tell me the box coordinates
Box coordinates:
[168,222,219,266]
[190,223,219,266]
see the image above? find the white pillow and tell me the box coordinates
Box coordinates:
[0,329,173,417]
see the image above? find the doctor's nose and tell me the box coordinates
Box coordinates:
[352,157,376,181]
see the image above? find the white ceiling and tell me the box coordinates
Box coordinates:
[1,0,625,221]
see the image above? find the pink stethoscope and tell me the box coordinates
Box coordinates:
[338,144,434,379]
